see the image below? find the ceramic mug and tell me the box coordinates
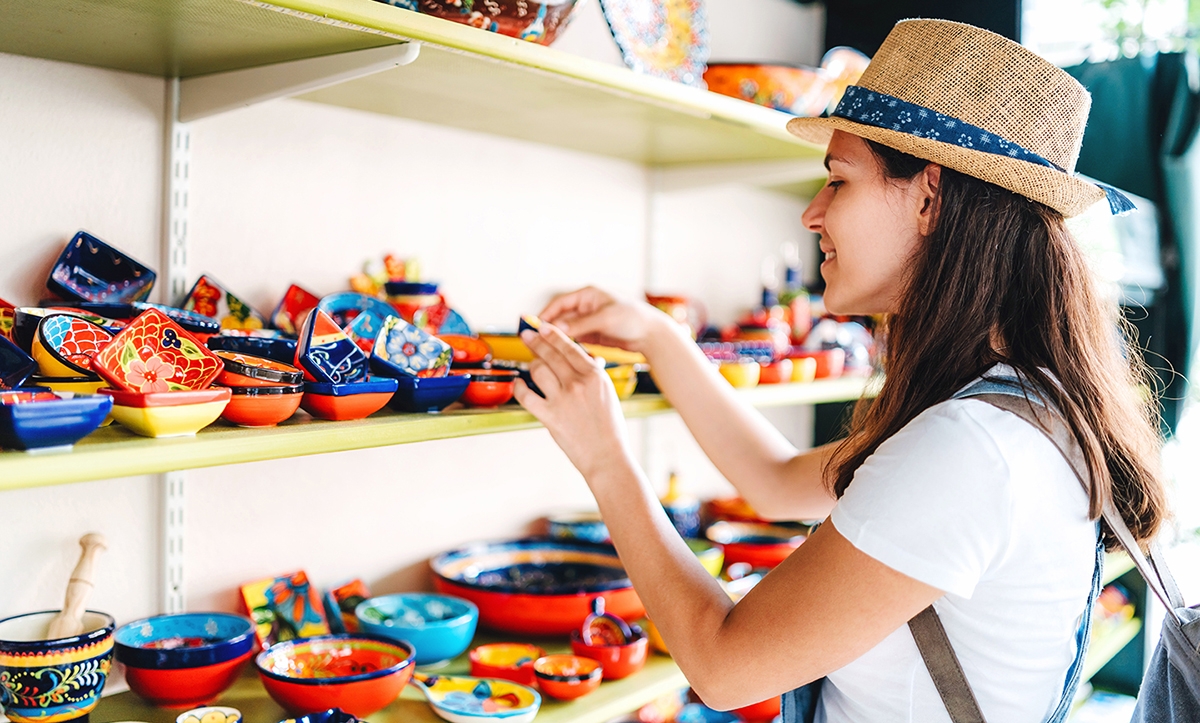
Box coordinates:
[0,610,115,723]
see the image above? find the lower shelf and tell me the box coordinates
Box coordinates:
[1082,618,1142,682]
[94,632,687,723]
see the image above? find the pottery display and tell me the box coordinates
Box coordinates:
[570,625,648,680]
[703,63,835,117]
[240,571,331,651]
[0,335,36,389]
[758,358,794,385]
[717,359,760,388]
[255,633,415,717]
[47,230,156,303]
[102,386,231,438]
[430,538,643,634]
[704,520,810,569]
[295,310,370,385]
[272,285,321,336]
[453,369,518,407]
[787,347,845,379]
[324,580,371,634]
[532,654,602,700]
[0,390,112,451]
[180,275,267,332]
[388,373,470,413]
[355,593,478,667]
[371,316,453,379]
[214,350,304,388]
[91,308,225,393]
[599,0,709,87]
[301,378,398,421]
[220,384,304,427]
[207,335,298,365]
[399,0,583,46]
[468,643,544,686]
[114,612,256,708]
[316,292,397,352]
[0,610,116,723]
[411,671,541,723]
[52,301,221,338]
[32,314,114,377]
[438,334,491,366]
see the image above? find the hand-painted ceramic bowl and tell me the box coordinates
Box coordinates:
[115,612,255,708]
[547,511,609,544]
[532,655,602,700]
[789,356,818,383]
[0,389,112,451]
[412,0,584,46]
[301,378,399,421]
[32,314,114,377]
[412,671,541,723]
[453,370,518,407]
[702,63,835,116]
[295,309,370,385]
[757,358,793,385]
[207,335,299,365]
[214,350,304,388]
[717,359,760,388]
[388,373,470,413]
[430,539,643,635]
[475,333,532,364]
[438,334,492,366]
[604,364,638,400]
[355,593,478,667]
[704,521,809,569]
[92,308,225,393]
[787,348,845,379]
[0,335,37,389]
[468,643,545,686]
[271,284,321,337]
[569,626,648,680]
[278,708,361,723]
[255,633,415,717]
[370,315,453,379]
[47,230,156,303]
[101,386,231,438]
[220,384,304,427]
[0,610,115,723]
[176,706,243,723]
[52,301,221,337]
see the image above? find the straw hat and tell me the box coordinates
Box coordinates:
[787,19,1130,218]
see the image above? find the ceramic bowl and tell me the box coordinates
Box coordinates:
[414,0,584,46]
[704,521,809,569]
[758,359,793,385]
[476,333,532,364]
[28,374,107,395]
[0,390,112,451]
[438,334,492,366]
[214,350,304,388]
[176,706,244,723]
[370,315,453,379]
[686,538,725,577]
[704,496,769,524]
[221,384,304,427]
[787,348,845,379]
[47,230,156,303]
[278,707,360,723]
[388,373,470,413]
[92,308,226,393]
[702,63,836,116]
[454,370,518,407]
[430,538,643,635]
[101,386,231,438]
[354,593,479,667]
[547,510,609,544]
[295,309,370,385]
[301,378,398,421]
[790,356,818,383]
[207,335,299,365]
[255,633,415,717]
[569,626,648,680]
[0,335,36,389]
[271,284,321,337]
[53,301,222,337]
[413,672,541,723]
[32,314,114,377]
[717,360,760,388]
[532,655,602,700]
[114,612,256,708]
[604,364,638,400]
[0,610,116,723]
[180,275,268,332]
[9,308,113,354]
[468,643,545,686]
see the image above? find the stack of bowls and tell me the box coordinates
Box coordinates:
[212,350,305,427]
[0,389,112,452]
[295,309,397,420]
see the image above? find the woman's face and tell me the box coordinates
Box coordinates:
[801,131,934,316]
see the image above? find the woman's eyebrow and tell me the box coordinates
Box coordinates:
[824,153,852,171]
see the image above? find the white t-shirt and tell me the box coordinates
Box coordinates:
[818,381,1097,723]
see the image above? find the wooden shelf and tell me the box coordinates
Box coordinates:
[0,377,871,492]
[1082,618,1142,682]
[95,630,687,723]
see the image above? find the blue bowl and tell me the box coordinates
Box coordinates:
[383,282,439,296]
[47,230,156,303]
[304,377,400,396]
[387,374,470,413]
[114,612,255,669]
[0,336,36,389]
[207,335,298,364]
[0,390,112,451]
[355,593,478,666]
[0,610,116,723]
[316,292,398,331]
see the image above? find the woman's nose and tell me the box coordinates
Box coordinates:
[802,185,831,233]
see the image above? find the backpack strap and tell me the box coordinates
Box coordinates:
[908,606,987,722]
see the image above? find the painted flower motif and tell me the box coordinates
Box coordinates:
[127,354,176,393]
[384,322,451,375]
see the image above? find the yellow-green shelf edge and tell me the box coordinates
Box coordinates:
[0,377,872,492]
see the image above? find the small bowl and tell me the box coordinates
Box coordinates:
[703,63,836,116]
[758,359,793,385]
[47,230,156,303]
[438,334,492,366]
[301,378,398,421]
[221,384,304,427]
[704,521,809,569]
[788,348,845,379]
[387,373,470,413]
[295,309,370,385]
[28,373,107,395]
[0,389,112,451]
[476,333,533,364]
[355,593,478,667]
[270,284,321,337]
[115,612,255,708]
[468,643,544,686]
[547,510,609,544]
[207,335,298,365]
[686,538,725,577]
[454,369,518,407]
[0,335,37,389]
[176,706,243,723]
[569,627,648,680]
[718,360,760,388]
[370,315,453,379]
[32,314,114,377]
[0,610,116,723]
[533,654,602,700]
[101,386,231,438]
[255,633,415,717]
[415,0,584,45]
[604,364,638,400]
[92,308,226,393]
[214,350,304,387]
[790,356,818,383]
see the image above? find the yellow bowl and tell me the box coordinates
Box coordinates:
[687,538,724,577]
[718,360,760,388]
[605,365,638,400]
[478,333,534,363]
[109,400,228,438]
[31,334,87,378]
[790,356,818,383]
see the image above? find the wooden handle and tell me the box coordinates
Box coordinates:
[46,533,107,639]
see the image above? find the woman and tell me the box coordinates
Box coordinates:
[513,19,1169,722]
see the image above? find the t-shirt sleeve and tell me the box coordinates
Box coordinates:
[828,400,1014,599]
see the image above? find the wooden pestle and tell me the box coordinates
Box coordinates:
[45,533,107,640]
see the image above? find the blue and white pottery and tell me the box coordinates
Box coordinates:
[0,610,116,723]
[371,316,452,379]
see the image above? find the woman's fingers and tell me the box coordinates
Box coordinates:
[513,378,547,416]
[541,286,610,324]
[528,359,563,397]
[521,329,580,384]
[537,322,601,376]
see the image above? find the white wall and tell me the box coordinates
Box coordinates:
[0,0,822,647]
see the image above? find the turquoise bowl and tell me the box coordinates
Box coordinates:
[355,593,478,667]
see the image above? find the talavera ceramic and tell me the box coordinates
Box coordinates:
[570,625,648,680]
[355,593,478,666]
[532,655,602,700]
[323,580,371,634]
[388,373,470,414]
[371,316,452,379]
[0,610,116,723]
[102,386,231,438]
[47,230,156,303]
[220,385,304,427]
[32,314,114,377]
[598,0,709,87]
[295,310,370,385]
[91,308,224,393]
[180,275,267,332]
[271,285,321,337]
[468,643,545,686]
[410,671,541,723]
[240,571,331,651]
[704,521,810,569]
[0,390,112,451]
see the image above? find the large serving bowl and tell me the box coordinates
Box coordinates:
[430,539,643,635]
[354,593,478,667]
[704,521,809,570]
[405,0,583,46]
[0,610,115,723]
[114,612,255,708]
[255,633,415,717]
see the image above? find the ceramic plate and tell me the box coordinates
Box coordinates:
[92,308,224,393]
[598,0,709,88]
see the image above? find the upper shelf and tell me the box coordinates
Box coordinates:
[0,0,828,168]
[0,378,871,492]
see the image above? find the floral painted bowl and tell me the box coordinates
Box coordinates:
[47,230,156,303]
[0,610,116,723]
[271,284,321,337]
[406,0,584,46]
[388,373,470,414]
[221,384,304,427]
[0,335,36,389]
[371,316,452,379]
[704,521,810,569]
[430,538,643,635]
[411,671,541,723]
[295,310,370,385]
[207,335,298,365]
[0,389,112,451]
[180,275,267,332]
[355,593,478,667]
[532,654,602,700]
[468,643,545,686]
[255,633,415,717]
[92,308,225,393]
[32,314,114,377]
[101,386,231,438]
[301,378,399,421]
[115,612,256,708]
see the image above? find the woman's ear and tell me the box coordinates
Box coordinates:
[915,164,942,236]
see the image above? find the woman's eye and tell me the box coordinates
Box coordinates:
[827,180,844,190]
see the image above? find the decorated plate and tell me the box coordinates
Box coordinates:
[181,275,267,332]
[598,0,709,88]
[92,308,225,393]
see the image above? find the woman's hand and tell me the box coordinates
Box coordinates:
[514,322,635,481]
[540,287,669,354]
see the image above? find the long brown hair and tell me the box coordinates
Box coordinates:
[827,140,1169,549]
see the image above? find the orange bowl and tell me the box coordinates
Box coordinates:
[787,348,845,379]
[733,696,782,722]
[569,629,648,680]
[758,359,793,385]
[221,385,303,427]
[468,642,544,686]
[533,655,602,700]
[703,63,836,117]
[453,369,518,407]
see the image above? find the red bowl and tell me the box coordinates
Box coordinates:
[439,334,492,365]
[255,634,415,717]
[468,642,544,686]
[434,578,644,636]
[569,629,648,680]
[453,370,518,407]
[533,654,602,700]
[123,650,253,708]
[220,385,303,427]
[300,391,391,421]
[733,696,782,722]
[757,359,793,385]
[705,521,809,570]
[787,348,845,379]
